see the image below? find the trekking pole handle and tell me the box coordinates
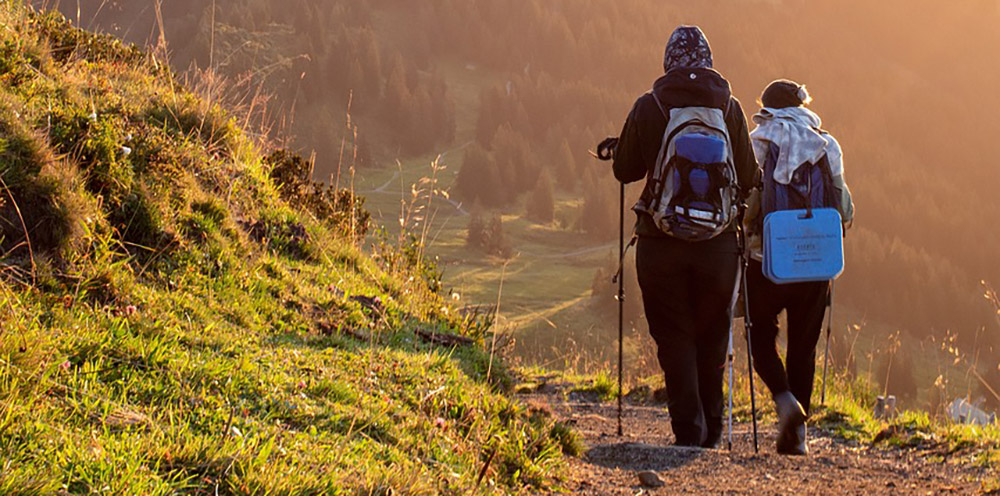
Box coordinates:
[594,137,619,162]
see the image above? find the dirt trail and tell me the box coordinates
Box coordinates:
[522,389,989,495]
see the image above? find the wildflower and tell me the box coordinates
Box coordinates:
[121,146,132,156]
[60,361,72,371]
[434,417,447,429]
[123,305,138,317]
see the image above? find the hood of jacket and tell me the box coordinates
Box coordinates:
[652,67,732,112]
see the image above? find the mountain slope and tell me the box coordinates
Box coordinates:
[0,4,570,494]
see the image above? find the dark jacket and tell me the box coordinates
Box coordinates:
[612,68,759,238]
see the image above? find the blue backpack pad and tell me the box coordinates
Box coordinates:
[763,208,844,284]
[675,133,726,164]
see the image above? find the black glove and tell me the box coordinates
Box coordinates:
[596,136,619,161]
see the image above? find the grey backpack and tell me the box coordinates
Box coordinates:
[634,95,739,241]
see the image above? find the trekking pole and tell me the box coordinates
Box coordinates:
[740,254,760,453]
[727,331,735,451]
[616,181,625,437]
[820,281,835,406]
[737,207,760,453]
[594,137,624,437]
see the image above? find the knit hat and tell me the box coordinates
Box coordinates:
[761,79,813,109]
[663,26,713,72]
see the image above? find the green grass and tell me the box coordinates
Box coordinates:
[812,373,1000,491]
[0,4,573,494]
[1,251,572,494]
[567,371,619,403]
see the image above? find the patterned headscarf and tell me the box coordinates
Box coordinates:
[663,26,713,72]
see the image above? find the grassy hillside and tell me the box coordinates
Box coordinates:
[0,4,573,494]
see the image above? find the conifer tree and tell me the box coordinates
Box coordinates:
[466,211,486,249]
[579,168,616,239]
[526,171,555,223]
[383,54,410,125]
[485,213,512,258]
[454,145,488,204]
[479,153,505,208]
[476,86,506,147]
[357,28,383,96]
[555,139,577,191]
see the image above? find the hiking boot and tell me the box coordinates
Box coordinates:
[702,418,723,449]
[673,438,703,448]
[778,423,808,455]
[774,391,807,455]
[702,430,722,449]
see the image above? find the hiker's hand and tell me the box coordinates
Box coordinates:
[596,137,619,161]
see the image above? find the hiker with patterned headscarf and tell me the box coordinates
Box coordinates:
[611,26,759,447]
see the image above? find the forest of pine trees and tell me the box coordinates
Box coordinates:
[56,0,457,170]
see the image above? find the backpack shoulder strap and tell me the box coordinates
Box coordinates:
[650,91,668,122]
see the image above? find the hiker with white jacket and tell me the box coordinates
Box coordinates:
[744,80,855,455]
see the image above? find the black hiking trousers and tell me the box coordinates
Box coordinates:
[746,259,830,415]
[636,233,740,448]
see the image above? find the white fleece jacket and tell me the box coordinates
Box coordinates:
[750,107,844,184]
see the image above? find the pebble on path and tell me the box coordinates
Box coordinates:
[638,471,664,488]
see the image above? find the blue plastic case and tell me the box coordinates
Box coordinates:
[763,208,844,284]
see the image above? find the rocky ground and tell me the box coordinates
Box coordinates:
[522,386,991,495]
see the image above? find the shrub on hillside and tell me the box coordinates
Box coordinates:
[266,150,370,241]
[240,211,313,260]
[31,9,147,65]
[0,105,94,259]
